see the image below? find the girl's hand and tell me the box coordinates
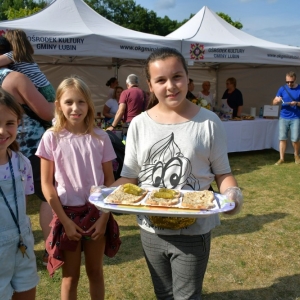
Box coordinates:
[223,186,243,216]
[88,214,109,241]
[63,219,84,241]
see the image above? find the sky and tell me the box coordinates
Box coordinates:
[134,0,300,47]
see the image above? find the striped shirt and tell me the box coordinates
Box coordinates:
[5,51,49,87]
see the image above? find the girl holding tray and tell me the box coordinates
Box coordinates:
[112,47,243,300]
[36,76,116,300]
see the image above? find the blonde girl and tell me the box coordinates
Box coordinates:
[36,76,116,300]
[0,88,39,300]
[0,29,55,103]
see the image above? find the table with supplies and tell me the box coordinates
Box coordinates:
[221,117,293,153]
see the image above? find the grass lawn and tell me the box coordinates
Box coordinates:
[27,149,300,300]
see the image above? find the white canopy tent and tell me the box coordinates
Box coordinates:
[167,6,300,115]
[168,6,300,66]
[0,0,181,112]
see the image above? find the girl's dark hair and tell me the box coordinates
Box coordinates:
[106,77,117,87]
[113,86,124,99]
[0,87,23,152]
[145,47,188,109]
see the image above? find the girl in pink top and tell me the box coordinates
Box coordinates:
[36,76,116,300]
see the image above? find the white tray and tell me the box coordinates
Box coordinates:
[89,187,235,218]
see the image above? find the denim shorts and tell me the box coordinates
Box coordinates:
[279,118,300,142]
[0,218,39,299]
[38,84,55,103]
[0,68,13,85]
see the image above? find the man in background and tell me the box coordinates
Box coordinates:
[107,74,146,133]
[273,71,300,165]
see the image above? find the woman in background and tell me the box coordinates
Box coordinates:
[198,81,214,111]
[106,77,118,99]
[102,86,123,124]
[221,77,243,118]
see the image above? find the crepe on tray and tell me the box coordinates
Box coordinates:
[181,190,215,210]
[105,184,147,205]
[144,189,181,207]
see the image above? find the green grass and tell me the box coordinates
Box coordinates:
[28,149,300,300]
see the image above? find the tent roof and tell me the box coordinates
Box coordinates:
[0,0,180,60]
[168,6,300,66]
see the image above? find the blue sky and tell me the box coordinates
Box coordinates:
[134,0,300,47]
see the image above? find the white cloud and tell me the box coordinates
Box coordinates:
[154,0,176,11]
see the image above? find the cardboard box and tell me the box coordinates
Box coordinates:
[263,105,279,118]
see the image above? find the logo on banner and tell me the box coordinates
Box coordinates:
[0,29,8,36]
[190,43,205,60]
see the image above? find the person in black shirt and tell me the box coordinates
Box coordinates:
[222,77,243,118]
[186,78,197,101]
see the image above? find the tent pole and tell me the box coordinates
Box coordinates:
[215,66,219,107]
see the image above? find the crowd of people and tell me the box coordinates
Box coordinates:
[11,25,300,300]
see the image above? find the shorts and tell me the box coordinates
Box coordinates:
[279,118,300,142]
[0,220,39,300]
[0,68,13,85]
[28,154,46,201]
[38,84,55,103]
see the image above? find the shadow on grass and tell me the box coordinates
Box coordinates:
[203,274,300,300]
[32,229,44,244]
[228,149,295,175]
[213,212,288,237]
[34,232,144,270]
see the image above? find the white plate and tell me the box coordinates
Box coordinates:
[89,187,235,218]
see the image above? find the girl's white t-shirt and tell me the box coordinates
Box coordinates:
[0,151,34,196]
[121,109,230,235]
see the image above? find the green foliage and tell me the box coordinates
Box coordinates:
[84,0,181,35]
[216,12,243,29]
[0,0,244,34]
[0,0,48,20]
[5,7,42,20]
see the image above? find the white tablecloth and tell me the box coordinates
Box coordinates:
[221,117,293,153]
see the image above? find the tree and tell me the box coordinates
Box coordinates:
[84,0,181,35]
[0,0,48,20]
[0,0,243,34]
[216,12,243,29]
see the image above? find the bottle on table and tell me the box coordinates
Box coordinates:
[259,107,263,118]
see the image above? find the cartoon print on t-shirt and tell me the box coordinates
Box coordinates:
[139,133,200,190]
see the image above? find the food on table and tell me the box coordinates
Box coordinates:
[145,188,181,206]
[181,190,215,210]
[230,117,242,121]
[241,115,255,120]
[105,184,148,204]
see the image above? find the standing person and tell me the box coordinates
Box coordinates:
[198,81,215,110]
[106,74,146,132]
[0,30,55,103]
[111,47,243,299]
[0,36,54,266]
[102,86,124,124]
[0,88,39,300]
[273,71,300,165]
[186,78,197,101]
[36,76,116,300]
[106,77,119,99]
[221,77,243,118]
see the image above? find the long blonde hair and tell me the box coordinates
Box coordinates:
[5,29,34,63]
[53,76,96,134]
